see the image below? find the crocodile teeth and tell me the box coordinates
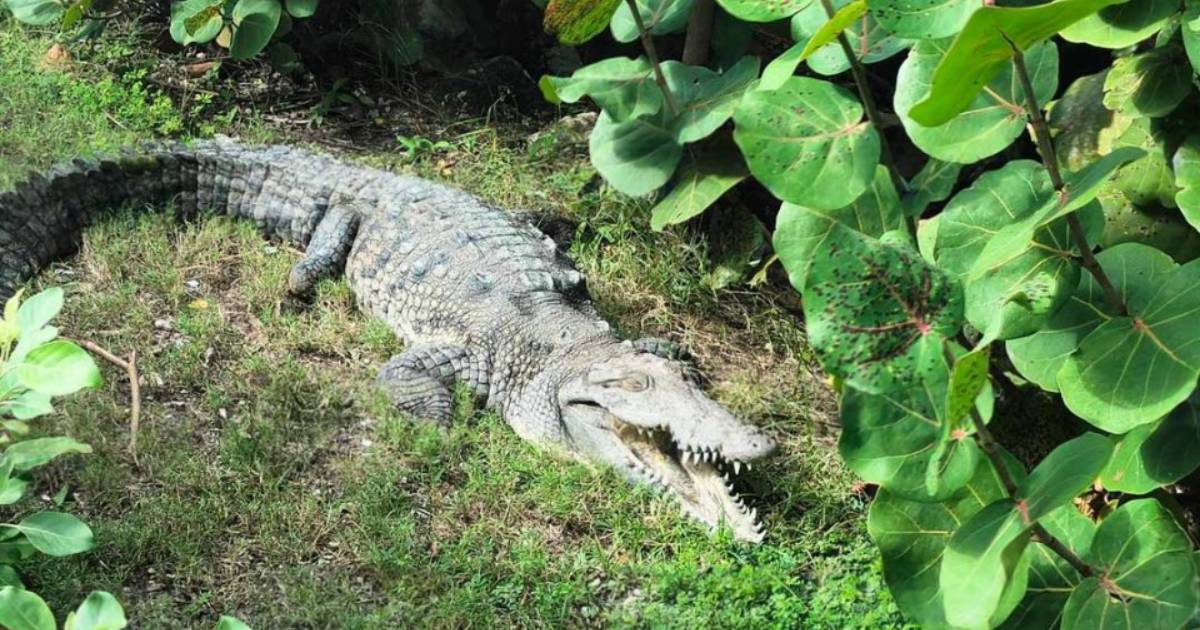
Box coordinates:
[733,461,742,475]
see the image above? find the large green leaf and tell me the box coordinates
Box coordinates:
[907,0,1126,127]
[15,339,102,396]
[790,0,910,77]
[773,166,905,292]
[663,56,760,143]
[544,0,623,44]
[1102,47,1193,118]
[941,499,1032,628]
[1185,3,1200,74]
[1062,500,1199,630]
[216,617,253,630]
[1048,71,1134,172]
[1006,242,1176,392]
[229,0,282,60]
[968,147,1145,280]
[839,348,990,502]
[869,450,1027,629]
[1,436,92,472]
[1000,506,1097,630]
[733,76,880,210]
[1096,187,1200,261]
[715,0,811,22]
[1015,433,1112,524]
[5,512,94,556]
[0,586,54,630]
[1109,118,1176,208]
[896,38,1058,164]
[802,228,964,394]
[1059,251,1200,432]
[1176,136,1200,233]
[869,0,979,39]
[169,0,225,45]
[589,110,682,196]
[4,0,64,25]
[284,0,316,18]
[540,57,662,122]
[1060,0,1178,49]
[935,161,1101,340]
[650,151,747,230]
[611,0,694,42]
[64,591,127,630]
[1101,393,1200,494]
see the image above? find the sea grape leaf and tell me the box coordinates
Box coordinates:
[1110,119,1176,208]
[901,159,961,218]
[1101,393,1200,494]
[1015,433,1112,524]
[1061,500,1199,630]
[544,0,623,44]
[285,0,316,18]
[1047,70,1134,171]
[907,0,1126,127]
[64,591,128,630]
[715,0,811,22]
[1176,136,1200,233]
[999,505,1097,630]
[588,110,682,196]
[1186,3,1200,74]
[650,151,747,230]
[968,146,1145,280]
[15,340,102,397]
[1059,251,1200,433]
[941,499,1032,629]
[733,76,880,210]
[790,0,910,76]
[663,56,760,143]
[869,449,1027,629]
[935,160,1100,340]
[895,38,1058,164]
[802,227,964,394]
[1102,46,1193,118]
[170,0,225,45]
[839,346,992,502]
[540,57,662,122]
[1096,186,1200,261]
[0,586,55,630]
[611,0,694,42]
[1060,0,1178,49]
[4,0,64,25]
[1006,242,1177,392]
[946,346,990,427]
[869,0,979,40]
[229,0,282,60]
[5,512,94,557]
[773,166,905,292]
[1,437,93,473]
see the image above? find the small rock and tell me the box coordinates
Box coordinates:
[153,318,173,331]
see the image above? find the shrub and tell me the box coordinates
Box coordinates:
[538,0,1200,627]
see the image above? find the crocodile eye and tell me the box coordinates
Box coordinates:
[608,373,650,392]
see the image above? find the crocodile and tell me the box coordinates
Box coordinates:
[0,139,777,541]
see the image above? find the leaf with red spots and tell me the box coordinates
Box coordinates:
[802,227,963,395]
[543,0,623,45]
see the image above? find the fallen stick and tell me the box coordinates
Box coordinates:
[77,340,141,458]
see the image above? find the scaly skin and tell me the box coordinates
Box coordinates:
[0,139,777,541]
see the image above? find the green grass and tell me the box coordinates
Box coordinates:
[0,18,909,629]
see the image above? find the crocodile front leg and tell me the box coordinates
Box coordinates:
[288,204,361,296]
[378,344,491,426]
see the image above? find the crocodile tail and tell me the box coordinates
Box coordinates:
[0,139,333,297]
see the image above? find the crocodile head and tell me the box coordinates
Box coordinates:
[557,352,776,542]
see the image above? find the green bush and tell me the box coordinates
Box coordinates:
[539,0,1200,627]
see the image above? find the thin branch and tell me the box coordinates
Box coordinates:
[78,340,141,458]
[682,0,716,66]
[625,0,679,114]
[941,341,1098,578]
[1007,38,1127,316]
[818,0,913,235]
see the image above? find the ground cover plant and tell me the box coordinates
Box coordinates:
[537,0,1200,627]
[0,12,911,628]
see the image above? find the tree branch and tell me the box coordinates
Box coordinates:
[1007,38,1127,316]
[818,0,912,235]
[682,0,716,66]
[625,0,679,114]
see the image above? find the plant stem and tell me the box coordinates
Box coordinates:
[682,0,716,66]
[1007,39,1127,316]
[818,0,912,235]
[626,0,680,114]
